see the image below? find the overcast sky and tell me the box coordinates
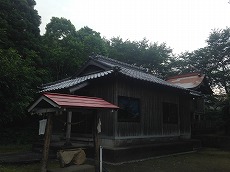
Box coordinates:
[35,0,230,54]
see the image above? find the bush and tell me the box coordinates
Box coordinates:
[0,115,40,145]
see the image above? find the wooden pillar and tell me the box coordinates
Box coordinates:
[93,110,99,172]
[41,113,53,172]
[65,90,74,146]
[65,111,72,146]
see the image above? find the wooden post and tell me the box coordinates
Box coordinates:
[65,111,72,146]
[41,113,53,172]
[93,110,99,172]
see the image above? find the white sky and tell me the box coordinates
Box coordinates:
[35,0,230,54]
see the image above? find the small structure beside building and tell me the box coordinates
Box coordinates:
[166,73,213,133]
[28,92,119,171]
[166,72,212,94]
[36,55,201,163]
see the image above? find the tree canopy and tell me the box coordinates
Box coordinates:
[1,0,230,127]
[42,19,108,81]
[0,0,41,55]
[107,37,174,77]
[0,0,43,124]
[173,28,230,94]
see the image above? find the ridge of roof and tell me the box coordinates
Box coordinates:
[92,55,148,73]
[91,55,190,92]
[40,77,72,88]
[40,55,194,94]
[44,92,105,100]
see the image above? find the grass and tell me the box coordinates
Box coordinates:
[0,161,59,172]
[1,148,230,172]
[0,144,32,154]
[104,148,230,172]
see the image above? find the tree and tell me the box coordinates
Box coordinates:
[0,0,41,55]
[206,28,230,94]
[108,37,174,77]
[142,42,174,77]
[42,17,84,80]
[0,0,44,124]
[108,37,142,64]
[45,17,76,40]
[42,21,109,80]
[0,49,41,123]
[173,28,230,94]
[172,48,210,76]
[76,26,108,58]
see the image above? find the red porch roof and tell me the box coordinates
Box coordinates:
[28,93,119,113]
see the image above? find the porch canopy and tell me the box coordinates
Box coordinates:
[28,92,119,172]
[28,92,119,114]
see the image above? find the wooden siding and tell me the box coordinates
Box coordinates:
[75,74,191,139]
[76,76,117,137]
[114,76,190,138]
[179,95,191,136]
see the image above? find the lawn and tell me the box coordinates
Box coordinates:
[104,148,230,172]
[0,145,32,154]
[0,161,59,172]
[1,148,230,172]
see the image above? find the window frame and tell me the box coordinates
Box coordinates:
[117,96,141,123]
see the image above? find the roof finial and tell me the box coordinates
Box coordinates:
[113,66,121,72]
[89,52,98,59]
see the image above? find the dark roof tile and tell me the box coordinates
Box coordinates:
[40,55,189,92]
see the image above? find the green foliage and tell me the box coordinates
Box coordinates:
[76,26,108,58]
[42,17,83,80]
[203,94,230,134]
[42,19,108,80]
[173,28,230,94]
[0,115,40,144]
[1,0,229,136]
[0,0,41,55]
[108,37,174,77]
[206,28,230,94]
[45,17,76,40]
[0,127,37,145]
[0,0,45,125]
[0,49,41,123]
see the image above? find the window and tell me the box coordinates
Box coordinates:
[118,96,140,122]
[163,102,178,124]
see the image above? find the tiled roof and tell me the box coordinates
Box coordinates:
[41,70,113,92]
[40,55,188,92]
[93,55,187,90]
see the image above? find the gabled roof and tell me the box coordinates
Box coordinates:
[166,73,212,94]
[40,55,190,93]
[28,93,119,113]
[41,70,113,92]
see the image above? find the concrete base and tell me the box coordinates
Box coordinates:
[48,164,95,172]
[33,138,201,164]
[102,139,201,163]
